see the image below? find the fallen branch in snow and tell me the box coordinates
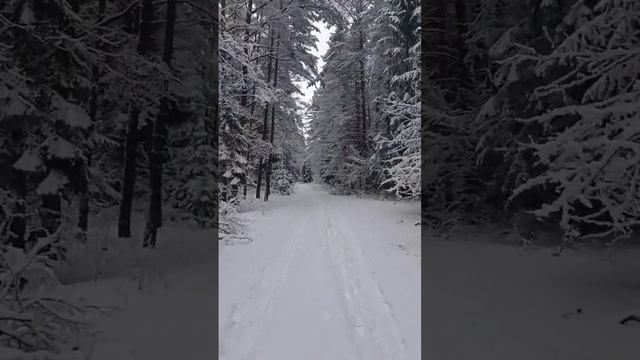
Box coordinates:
[0,231,104,355]
[219,196,251,244]
[619,314,640,325]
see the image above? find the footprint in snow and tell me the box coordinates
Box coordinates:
[619,314,640,326]
[561,308,583,319]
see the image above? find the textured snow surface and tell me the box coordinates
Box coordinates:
[44,184,418,360]
[27,184,640,360]
[424,228,640,360]
[51,216,217,360]
[219,183,421,360]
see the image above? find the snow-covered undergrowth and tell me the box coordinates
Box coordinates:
[1,243,100,359]
[1,203,218,360]
[57,207,216,285]
[220,197,250,245]
[424,228,640,360]
[52,212,216,360]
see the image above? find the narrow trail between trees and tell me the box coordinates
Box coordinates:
[57,184,418,360]
[219,183,421,360]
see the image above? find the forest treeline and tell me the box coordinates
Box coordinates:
[421,0,640,244]
[219,0,420,206]
[0,0,216,354]
[1,0,218,248]
[0,0,638,354]
[306,0,421,199]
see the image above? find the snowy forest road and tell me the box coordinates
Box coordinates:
[219,184,421,360]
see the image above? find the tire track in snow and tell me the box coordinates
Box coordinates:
[220,213,311,360]
[320,205,366,360]
[324,199,410,360]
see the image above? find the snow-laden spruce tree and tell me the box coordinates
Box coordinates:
[370,0,421,198]
[464,0,530,92]
[173,115,217,227]
[1,0,218,354]
[219,1,271,201]
[220,0,317,202]
[307,16,375,194]
[482,0,640,242]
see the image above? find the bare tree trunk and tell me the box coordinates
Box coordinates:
[8,173,27,249]
[256,27,275,199]
[240,0,253,108]
[41,194,61,237]
[118,106,140,238]
[79,69,96,239]
[357,28,368,151]
[243,85,258,199]
[77,156,90,241]
[454,0,470,108]
[264,33,280,202]
[119,0,153,238]
[142,115,164,248]
[211,0,220,226]
[137,0,156,54]
[77,0,107,242]
[143,0,176,248]
[242,1,257,199]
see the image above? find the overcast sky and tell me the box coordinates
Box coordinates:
[295,21,332,138]
[297,21,332,104]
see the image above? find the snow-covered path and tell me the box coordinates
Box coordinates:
[219,183,421,360]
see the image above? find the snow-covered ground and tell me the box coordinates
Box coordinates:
[424,227,640,360]
[48,216,218,360]
[219,183,421,360]
[33,183,418,360]
[31,183,640,360]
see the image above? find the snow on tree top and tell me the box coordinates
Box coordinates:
[234,154,248,164]
[36,170,68,195]
[18,1,35,25]
[3,96,28,116]
[51,95,92,129]
[44,136,82,160]
[0,79,29,116]
[13,150,44,172]
[540,0,557,8]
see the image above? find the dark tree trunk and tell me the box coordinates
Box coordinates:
[79,46,102,240]
[77,156,90,241]
[243,86,257,199]
[137,0,156,54]
[454,0,470,108]
[264,33,280,202]
[357,28,367,151]
[41,194,61,236]
[241,0,255,199]
[431,0,449,81]
[256,157,265,198]
[240,0,253,108]
[119,0,153,238]
[211,0,219,226]
[142,115,164,248]
[118,107,140,238]
[143,0,175,248]
[256,27,275,199]
[8,172,27,249]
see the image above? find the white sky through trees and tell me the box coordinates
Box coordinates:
[296,21,332,138]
